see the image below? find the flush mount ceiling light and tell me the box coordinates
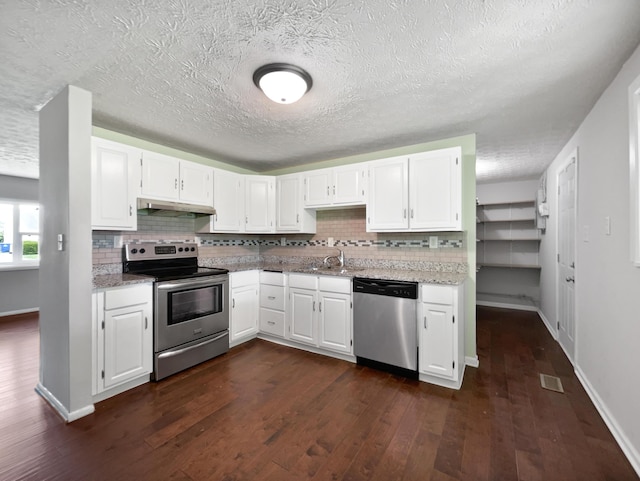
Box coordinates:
[253,63,312,105]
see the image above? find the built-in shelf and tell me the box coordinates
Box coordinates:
[476,201,540,269]
[476,292,538,311]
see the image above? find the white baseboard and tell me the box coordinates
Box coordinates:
[477,300,538,312]
[465,355,479,368]
[536,309,558,340]
[35,383,95,423]
[575,367,640,478]
[0,307,39,318]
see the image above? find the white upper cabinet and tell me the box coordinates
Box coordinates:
[245,175,276,233]
[409,148,461,231]
[367,147,462,232]
[276,173,316,233]
[141,150,212,206]
[91,137,140,231]
[303,164,367,208]
[197,168,244,233]
[367,155,409,231]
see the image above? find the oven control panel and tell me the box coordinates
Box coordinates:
[124,243,198,261]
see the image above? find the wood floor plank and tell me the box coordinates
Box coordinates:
[1,309,638,481]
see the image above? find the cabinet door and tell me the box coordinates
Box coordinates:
[140,151,180,201]
[179,161,212,206]
[230,284,259,342]
[304,169,332,207]
[409,147,461,231]
[245,175,275,232]
[367,156,409,231]
[91,138,138,230]
[288,287,317,345]
[277,174,302,231]
[213,169,244,232]
[318,291,351,354]
[103,303,152,389]
[333,164,367,206]
[419,302,455,379]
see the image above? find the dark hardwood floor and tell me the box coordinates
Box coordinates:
[1,307,637,481]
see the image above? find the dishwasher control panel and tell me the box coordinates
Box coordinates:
[353,277,418,299]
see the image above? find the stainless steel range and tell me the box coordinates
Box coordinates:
[123,243,229,380]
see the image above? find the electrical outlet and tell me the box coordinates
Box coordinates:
[280,237,286,246]
[328,237,334,247]
[429,236,438,249]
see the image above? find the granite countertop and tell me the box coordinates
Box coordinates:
[221,262,467,285]
[92,273,154,289]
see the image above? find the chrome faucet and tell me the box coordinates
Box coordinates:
[323,249,345,268]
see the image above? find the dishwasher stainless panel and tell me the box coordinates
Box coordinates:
[353,277,418,374]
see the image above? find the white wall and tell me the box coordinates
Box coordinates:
[0,175,39,315]
[37,86,94,420]
[539,43,640,474]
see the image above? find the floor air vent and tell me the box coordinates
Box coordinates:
[539,373,564,393]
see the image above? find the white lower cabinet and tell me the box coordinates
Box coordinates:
[93,283,153,398]
[230,270,259,345]
[259,271,286,338]
[286,274,352,355]
[418,283,465,389]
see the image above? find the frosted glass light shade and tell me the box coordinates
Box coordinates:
[253,64,312,105]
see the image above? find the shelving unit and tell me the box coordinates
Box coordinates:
[476,200,542,310]
[476,201,540,269]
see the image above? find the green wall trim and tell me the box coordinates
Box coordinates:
[91,126,255,174]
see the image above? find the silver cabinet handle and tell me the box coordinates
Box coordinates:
[268,296,276,300]
[424,316,427,329]
[566,277,575,283]
[145,317,148,329]
[181,179,184,190]
[319,302,322,312]
[313,301,316,311]
[129,205,133,216]
[403,208,407,219]
[296,213,299,223]
[333,186,336,195]
[411,208,414,219]
[232,298,235,308]
[327,186,329,195]
[175,178,178,189]
[245,216,248,224]
[267,320,276,325]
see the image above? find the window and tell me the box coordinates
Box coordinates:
[0,201,40,267]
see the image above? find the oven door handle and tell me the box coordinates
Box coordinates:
[157,332,228,359]
[156,277,225,291]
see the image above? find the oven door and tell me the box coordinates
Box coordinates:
[155,275,229,353]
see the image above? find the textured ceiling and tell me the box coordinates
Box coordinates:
[2,1,640,182]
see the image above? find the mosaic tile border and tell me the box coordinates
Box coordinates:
[94,235,463,249]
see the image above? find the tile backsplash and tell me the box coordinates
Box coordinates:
[93,208,466,268]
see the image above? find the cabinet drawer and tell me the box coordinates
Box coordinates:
[421,284,453,305]
[260,308,285,337]
[288,273,318,290]
[260,271,285,286]
[318,276,351,294]
[104,284,152,310]
[260,284,285,310]
[230,270,260,288]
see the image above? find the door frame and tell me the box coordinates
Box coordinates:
[555,148,578,364]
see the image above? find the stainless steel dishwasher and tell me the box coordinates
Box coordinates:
[353,277,419,377]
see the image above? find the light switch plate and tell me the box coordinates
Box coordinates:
[280,237,286,246]
[429,236,438,248]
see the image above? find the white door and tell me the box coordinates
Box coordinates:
[91,138,138,230]
[230,285,258,341]
[103,305,151,388]
[213,169,243,232]
[333,165,367,205]
[367,156,409,231]
[245,176,275,232]
[288,288,316,345]
[419,303,454,379]
[304,169,332,207]
[558,152,577,362]
[276,174,302,231]
[409,147,461,231]
[140,151,180,201]
[179,161,212,205]
[318,291,351,354]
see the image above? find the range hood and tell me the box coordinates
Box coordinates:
[137,198,216,218]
